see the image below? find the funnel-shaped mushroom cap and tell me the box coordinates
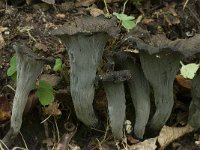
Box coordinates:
[140,51,181,130]
[3,43,46,145]
[51,16,120,126]
[51,15,120,37]
[125,26,200,57]
[12,44,46,133]
[125,27,200,129]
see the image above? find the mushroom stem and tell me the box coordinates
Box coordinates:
[140,51,181,130]
[114,53,150,138]
[3,44,44,145]
[127,63,150,138]
[103,81,126,139]
[188,70,200,130]
[60,33,108,126]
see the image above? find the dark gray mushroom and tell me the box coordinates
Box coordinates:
[51,16,119,126]
[102,71,129,139]
[124,27,200,57]
[3,44,46,145]
[114,52,150,138]
[123,27,188,130]
[188,70,200,130]
[140,51,181,130]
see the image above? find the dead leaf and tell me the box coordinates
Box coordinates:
[176,74,191,90]
[89,7,104,17]
[163,2,178,16]
[43,101,62,116]
[56,13,66,18]
[24,91,38,114]
[127,135,140,144]
[0,95,11,122]
[75,0,96,7]
[34,43,48,52]
[142,18,154,25]
[40,74,61,87]
[128,137,157,150]
[164,14,180,26]
[0,26,8,33]
[158,124,194,148]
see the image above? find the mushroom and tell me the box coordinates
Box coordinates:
[102,70,132,139]
[3,43,47,145]
[123,27,184,130]
[51,16,119,126]
[114,52,150,139]
[188,70,200,130]
[140,51,181,130]
[122,27,200,130]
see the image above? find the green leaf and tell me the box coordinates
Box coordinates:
[180,62,199,79]
[113,12,135,21]
[53,58,63,72]
[11,72,17,81]
[7,55,17,77]
[122,20,136,30]
[36,80,54,106]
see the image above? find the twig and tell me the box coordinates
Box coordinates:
[0,140,9,150]
[41,115,52,124]
[54,116,60,142]
[12,147,27,150]
[19,132,28,150]
[103,0,110,15]
[183,0,189,10]
[122,0,128,14]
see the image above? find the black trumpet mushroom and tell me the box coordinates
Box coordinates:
[188,70,200,130]
[114,52,150,139]
[51,16,119,126]
[124,27,200,130]
[140,51,181,130]
[101,70,132,139]
[3,44,47,145]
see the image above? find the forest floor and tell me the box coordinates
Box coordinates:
[0,0,200,149]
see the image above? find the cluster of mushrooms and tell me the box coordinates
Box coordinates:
[2,15,200,146]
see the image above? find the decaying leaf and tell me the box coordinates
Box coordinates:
[40,74,61,87]
[43,101,62,116]
[34,43,48,52]
[176,74,192,90]
[0,95,12,122]
[89,7,104,17]
[75,0,96,7]
[158,124,194,148]
[128,137,157,150]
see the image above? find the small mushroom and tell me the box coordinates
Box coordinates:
[3,44,47,145]
[51,16,119,126]
[114,52,150,139]
[188,70,200,130]
[102,71,130,139]
[140,51,181,130]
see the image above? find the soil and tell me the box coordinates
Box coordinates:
[0,0,200,149]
